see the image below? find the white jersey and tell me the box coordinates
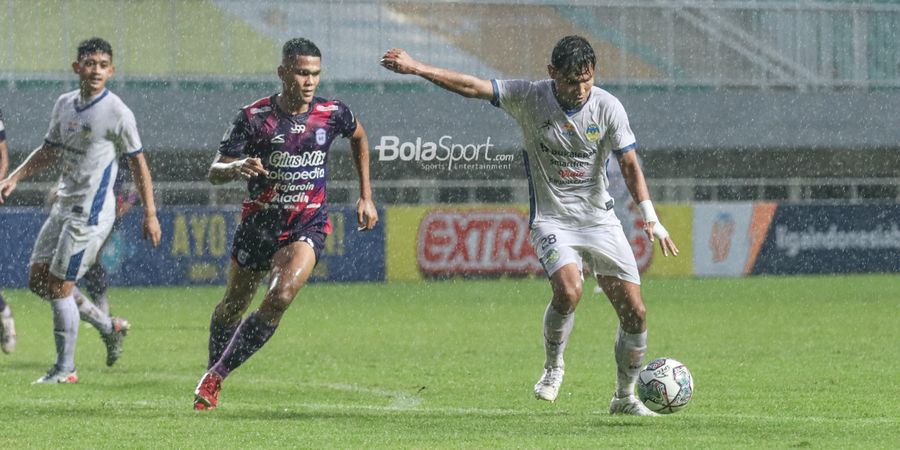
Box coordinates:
[492,79,636,229]
[44,89,142,225]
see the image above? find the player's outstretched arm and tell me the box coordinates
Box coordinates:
[0,143,60,204]
[380,48,494,101]
[0,139,9,180]
[127,152,162,247]
[617,151,679,257]
[350,121,378,231]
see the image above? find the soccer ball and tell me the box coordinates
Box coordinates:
[637,357,694,414]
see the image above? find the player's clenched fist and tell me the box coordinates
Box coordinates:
[380,48,418,74]
[233,157,268,179]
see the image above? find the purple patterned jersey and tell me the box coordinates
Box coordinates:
[219,95,357,236]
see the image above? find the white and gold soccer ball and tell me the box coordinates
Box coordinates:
[637,357,694,414]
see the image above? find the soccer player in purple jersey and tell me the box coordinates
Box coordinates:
[193,38,378,410]
[0,108,16,354]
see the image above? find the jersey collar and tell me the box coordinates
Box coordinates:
[74,89,109,113]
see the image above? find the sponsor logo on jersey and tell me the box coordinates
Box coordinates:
[290,123,305,134]
[561,122,577,137]
[316,128,327,145]
[271,134,285,144]
[558,168,586,179]
[585,124,601,142]
[249,106,272,115]
[315,104,339,112]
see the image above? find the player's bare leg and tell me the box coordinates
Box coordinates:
[597,275,658,416]
[535,263,582,402]
[207,263,266,368]
[196,241,316,410]
[29,265,80,384]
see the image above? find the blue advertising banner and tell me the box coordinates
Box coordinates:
[0,206,384,288]
[751,203,900,274]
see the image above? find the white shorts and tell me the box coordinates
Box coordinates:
[29,203,114,281]
[530,221,641,285]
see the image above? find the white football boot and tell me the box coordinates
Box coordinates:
[33,367,79,384]
[533,366,565,402]
[608,394,660,416]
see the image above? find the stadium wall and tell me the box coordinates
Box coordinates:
[0,206,385,288]
[1,202,897,288]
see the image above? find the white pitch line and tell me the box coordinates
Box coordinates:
[11,397,899,425]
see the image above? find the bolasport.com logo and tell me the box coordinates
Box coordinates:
[375,135,515,171]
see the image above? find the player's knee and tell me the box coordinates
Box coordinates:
[619,303,647,333]
[552,285,582,312]
[264,287,295,315]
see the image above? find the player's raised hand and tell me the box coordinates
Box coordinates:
[143,214,162,247]
[0,178,17,204]
[356,198,378,231]
[380,48,417,74]
[234,157,268,179]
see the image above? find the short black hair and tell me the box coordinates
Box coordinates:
[282,38,321,61]
[551,35,595,76]
[77,37,113,61]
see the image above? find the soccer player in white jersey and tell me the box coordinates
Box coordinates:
[0,38,162,384]
[382,35,679,416]
[0,108,17,354]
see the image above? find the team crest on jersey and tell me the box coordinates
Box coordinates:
[541,249,560,267]
[585,124,602,142]
[315,128,327,145]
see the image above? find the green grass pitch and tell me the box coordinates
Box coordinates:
[0,275,897,448]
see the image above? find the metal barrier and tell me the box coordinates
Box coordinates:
[5,177,898,208]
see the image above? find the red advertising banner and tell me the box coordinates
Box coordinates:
[417,209,542,276]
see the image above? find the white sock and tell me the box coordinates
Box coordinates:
[543,303,574,369]
[50,295,79,372]
[96,294,109,315]
[73,287,113,335]
[614,325,647,398]
[1,305,10,318]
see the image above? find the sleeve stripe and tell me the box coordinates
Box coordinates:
[612,142,636,155]
[490,79,500,107]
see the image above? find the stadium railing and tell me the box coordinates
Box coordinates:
[5,178,898,208]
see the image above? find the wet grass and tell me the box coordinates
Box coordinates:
[1,275,897,448]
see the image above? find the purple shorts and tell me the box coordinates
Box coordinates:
[231,214,327,272]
